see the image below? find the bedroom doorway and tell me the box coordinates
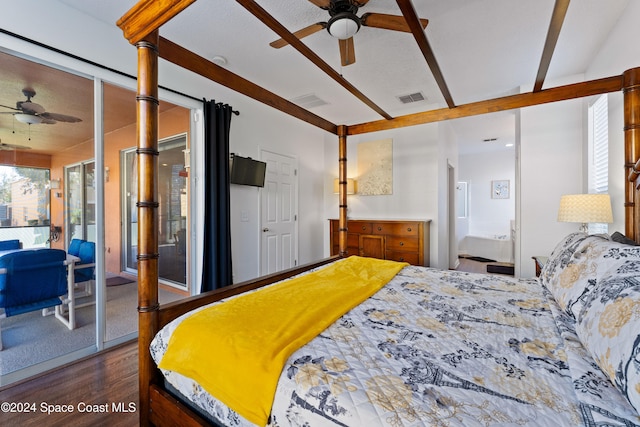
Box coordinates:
[259,150,298,275]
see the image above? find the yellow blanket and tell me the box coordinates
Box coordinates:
[158,256,407,426]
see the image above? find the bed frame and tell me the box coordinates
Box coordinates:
[116,2,640,425]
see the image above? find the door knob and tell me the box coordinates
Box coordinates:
[262,228,270,232]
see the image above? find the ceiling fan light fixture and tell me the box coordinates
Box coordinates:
[14,113,43,124]
[327,12,360,40]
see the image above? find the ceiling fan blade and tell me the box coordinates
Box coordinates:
[270,22,326,48]
[352,0,371,6]
[0,142,31,150]
[39,112,82,123]
[361,13,428,33]
[0,104,20,111]
[339,37,356,66]
[307,0,331,9]
[17,101,46,114]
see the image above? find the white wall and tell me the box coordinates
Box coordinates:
[584,0,640,82]
[322,123,441,267]
[518,98,584,278]
[228,101,328,282]
[458,150,516,238]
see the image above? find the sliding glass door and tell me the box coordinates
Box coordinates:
[65,161,96,245]
[0,48,194,387]
[122,134,188,289]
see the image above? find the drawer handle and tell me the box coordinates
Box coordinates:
[399,257,405,261]
[377,227,382,231]
[407,227,412,232]
[362,226,367,230]
[399,242,404,246]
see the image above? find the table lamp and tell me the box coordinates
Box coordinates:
[557,194,613,232]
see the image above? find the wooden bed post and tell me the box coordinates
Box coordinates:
[623,67,640,242]
[338,125,349,256]
[136,30,160,427]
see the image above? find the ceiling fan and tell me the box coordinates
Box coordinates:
[0,139,30,151]
[0,88,82,125]
[270,0,428,66]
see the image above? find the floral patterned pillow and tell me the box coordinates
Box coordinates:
[539,232,588,288]
[574,254,640,414]
[540,233,608,318]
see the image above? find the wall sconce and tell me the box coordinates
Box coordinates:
[557,193,613,232]
[333,178,357,195]
[50,178,61,189]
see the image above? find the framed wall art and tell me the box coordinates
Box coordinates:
[491,180,510,199]
[357,139,393,195]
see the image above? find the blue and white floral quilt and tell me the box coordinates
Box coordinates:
[151,264,640,427]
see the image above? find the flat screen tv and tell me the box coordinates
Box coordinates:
[229,155,267,187]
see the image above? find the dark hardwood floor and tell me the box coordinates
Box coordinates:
[0,340,138,426]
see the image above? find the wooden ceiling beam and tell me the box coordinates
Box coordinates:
[396,0,455,108]
[533,0,571,92]
[347,74,622,135]
[158,37,338,134]
[235,0,393,120]
[117,0,196,44]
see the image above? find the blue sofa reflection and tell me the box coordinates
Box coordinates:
[0,243,80,350]
[68,238,96,299]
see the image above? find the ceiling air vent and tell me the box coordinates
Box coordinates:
[290,93,329,109]
[397,92,425,104]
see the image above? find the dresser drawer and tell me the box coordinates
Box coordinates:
[371,222,420,237]
[349,222,372,234]
[385,251,419,265]
[385,236,419,252]
[329,219,430,267]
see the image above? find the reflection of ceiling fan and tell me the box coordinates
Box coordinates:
[0,139,30,151]
[0,88,82,125]
[270,0,428,66]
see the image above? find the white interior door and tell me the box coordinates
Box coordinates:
[260,150,298,275]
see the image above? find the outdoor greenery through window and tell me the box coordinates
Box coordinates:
[0,165,51,246]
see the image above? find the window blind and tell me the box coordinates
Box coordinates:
[589,95,609,234]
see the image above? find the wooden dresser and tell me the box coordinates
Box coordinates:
[329,219,430,266]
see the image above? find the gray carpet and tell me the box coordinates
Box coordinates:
[0,281,181,376]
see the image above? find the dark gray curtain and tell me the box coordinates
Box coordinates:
[201,100,234,292]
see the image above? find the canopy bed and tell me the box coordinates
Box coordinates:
[117,1,640,426]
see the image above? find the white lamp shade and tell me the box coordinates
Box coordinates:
[328,15,360,40]
[558,194,613,224]
[333,178,356,195]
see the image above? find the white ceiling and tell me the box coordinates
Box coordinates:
[9,0,633,154]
